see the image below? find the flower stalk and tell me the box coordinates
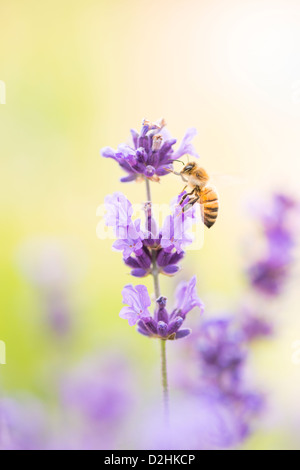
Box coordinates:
[160,338,169,423]
[146,177,169,421]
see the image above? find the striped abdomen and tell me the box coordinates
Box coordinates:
[199,185,219,228]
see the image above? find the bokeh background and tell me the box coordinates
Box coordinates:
[1,0,300,449]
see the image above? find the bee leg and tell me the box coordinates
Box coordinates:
[182,196,199,212]
[179,188,196,206]
[181,185,188,193]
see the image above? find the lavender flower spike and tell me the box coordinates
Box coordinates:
[105,191,198,277]
[101,118,199,183]
[247,192,298,297]
[102,119,204,423]
[195,317,264,439]
[120,276,204,340]
[120,284,152,326]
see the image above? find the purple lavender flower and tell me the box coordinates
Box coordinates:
[137,394,242,450]
[197,318,246,386]
[259,193,296,230]
[105,192,198,277]
[56,355,134,450]
[45,291,72,336]
[101,118,198,182]
[61,355,133,425]
[173,275,205,318]
[194,317,264,439]
[240,312,273,342]
[105,192,144,260]
[248,261,290,296]
[120,276,204,339]
[102,120,205,428]
[16,239,77,337]
[247,193,298,296]
[120,284,152,326]
[0,396,46,450]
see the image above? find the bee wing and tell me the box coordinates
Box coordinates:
[209,173,247,188]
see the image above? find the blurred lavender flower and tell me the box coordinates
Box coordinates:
[101,118,198,182]
[197,318,246,388]
[16,239,84,337]
[0,396,46,450]
[247,193,298,297]
[172,191,300,443]
[44,291,72,336]
[137,394,242,450]
[120,276,204,340]
[61,356,132,425]
[240,310,273,342]
[235,192,299,345]
[55,355,134,450]
[195,317,264,439]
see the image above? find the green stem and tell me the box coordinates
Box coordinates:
[160,338,169,422]
[145,178,169,423]
[145,177,151,203]
[151,250,161,298]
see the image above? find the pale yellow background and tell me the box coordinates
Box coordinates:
[0,0,300,449]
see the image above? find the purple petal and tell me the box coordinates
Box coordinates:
[156,165,173,176]
[120,174,137,182]
[157,322,168,337]
[167,316,184,335]
[136,249,152,269]
[135,285,152,309]
[144,165,156,177]
[172,128,199,160]
[162,265,180,275]
[156,250,172,267]
[101,146,116,159]
[155,297,169,323]
[174,276,204,317]
[137,328,151,337]
[121,285,141,310]
[119,307,139,326]
[137,320,151,335]
[175,328,191,339]
[169,251,185,265]
[131,268,148,277]
[124,257,140,268]
[130,129,139,148]
[144,318,158,335]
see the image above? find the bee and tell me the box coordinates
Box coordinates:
[176,162,219,228]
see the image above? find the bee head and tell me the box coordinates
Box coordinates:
[181,162,196,174]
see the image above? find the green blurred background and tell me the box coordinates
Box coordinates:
[1,0,300,449]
